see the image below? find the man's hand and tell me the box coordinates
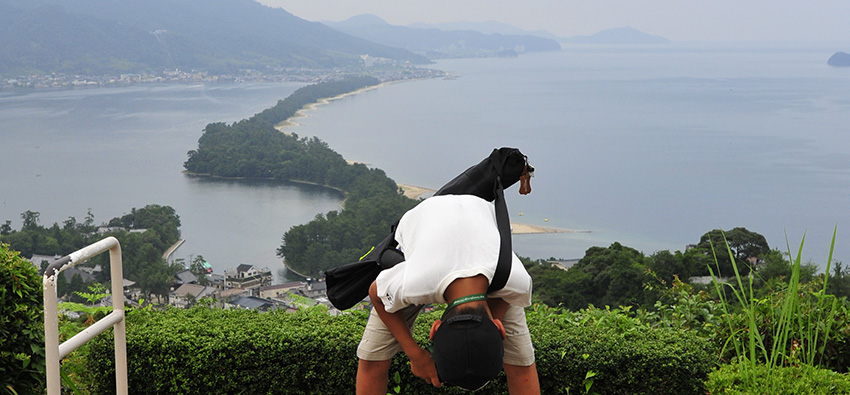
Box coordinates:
[409,347,441,388]
[368,281,441,388]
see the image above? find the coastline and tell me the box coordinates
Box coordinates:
[396,184,588,235]
[510,223,590,235]
[162,238,186,261]
[397,183,434,199]
[275,81,397,133]
[265,80,590,238]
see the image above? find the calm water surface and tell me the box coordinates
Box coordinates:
[0,82,343,282]
[286,44,850,268]
[2,43,849,277]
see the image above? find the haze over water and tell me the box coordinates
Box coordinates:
[2,43,849,277]
[286,44,850,268]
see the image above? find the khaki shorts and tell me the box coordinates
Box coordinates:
[357,304,535,367]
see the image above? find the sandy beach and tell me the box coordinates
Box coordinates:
[509,223,588,235]
[275,82,392,133]
[397,183,434,199]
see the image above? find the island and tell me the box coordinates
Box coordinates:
[828,52,850,67]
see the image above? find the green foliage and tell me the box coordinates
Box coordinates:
[279,186,417,275]
[526,243,656,310]
[706,228,849,393]
[707,363,850,395]
[826,261,850,299]
[250,76,381,126]
[60,283,113,328]
[87,307,368,395]
[638,277,724,341]
[0,243,45,395]
[183,76,419,276]
[527,304,715,395]
[106,204,181,240]
[710,279,850,373]
[0,0,427,77]
[184,76,380,180]
[1,205,183,303]
[85,305,714,395]
[696,227,770,277]
[74,282,109,306]
[0,210,94,259]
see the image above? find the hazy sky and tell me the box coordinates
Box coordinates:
[258,0,849,43]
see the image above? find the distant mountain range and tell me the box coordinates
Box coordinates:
[324,14,562,58]
[408,22,670,46]
[0,0,672,79]
[0,0,428,77]
[408,20,562,41]
[562,27,671,45]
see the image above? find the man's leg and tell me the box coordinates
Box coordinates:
[502,305,540,394]
[504,362,540,395]
[356,359,391,395]
[356,305,422,394]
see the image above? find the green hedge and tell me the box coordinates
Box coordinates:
[0,243,45,395]
[527,306,714,395]
[87,305,713,394]
[707,363,850,394]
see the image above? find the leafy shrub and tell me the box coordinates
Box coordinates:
[87,304,714,394]
[707,363,850,394]
[88,307,364,394]
[527,305,715,395]
[0,243,45,394]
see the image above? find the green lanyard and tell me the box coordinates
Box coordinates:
[445,293,487,311]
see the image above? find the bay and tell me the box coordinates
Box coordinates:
[284,43,850,269]
[0,82,344,282]
[2,42,849,279]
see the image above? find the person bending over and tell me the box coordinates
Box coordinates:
[355,194,540,394]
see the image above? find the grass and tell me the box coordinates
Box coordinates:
[707,226,840,393]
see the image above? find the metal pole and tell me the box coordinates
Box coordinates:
[43,269,61,395]
[42,237,128,395]
[109,243,128,395]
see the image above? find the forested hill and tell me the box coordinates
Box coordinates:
[0,0,427,77]
[184,76,418,275]
[184,76,381,182]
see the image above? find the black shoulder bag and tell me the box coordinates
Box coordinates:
[325,147,533,309]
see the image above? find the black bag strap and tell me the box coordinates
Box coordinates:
[487,147,520,293]
[488,175,512,293]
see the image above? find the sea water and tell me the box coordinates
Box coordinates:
[0,82,343,281]
[285,43,850,267]
[1,43,849,277]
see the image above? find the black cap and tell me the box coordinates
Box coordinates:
[431,313,504,391]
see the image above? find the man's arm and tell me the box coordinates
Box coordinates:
[487,297,510,321]
[368,281,442,387]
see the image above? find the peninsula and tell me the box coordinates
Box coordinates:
[185,76,581,276]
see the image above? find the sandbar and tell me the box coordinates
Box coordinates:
[510,223,588,235]
[269,84,586,236]
[397,183,435,199]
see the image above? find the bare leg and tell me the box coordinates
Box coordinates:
[356,359,392,395]
[504,362,540,395]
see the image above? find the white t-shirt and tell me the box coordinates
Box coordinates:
[375,194,533,313]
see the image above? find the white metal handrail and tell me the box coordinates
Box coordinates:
[43,236,128,395]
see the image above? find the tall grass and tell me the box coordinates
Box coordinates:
[708,226,839,391]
